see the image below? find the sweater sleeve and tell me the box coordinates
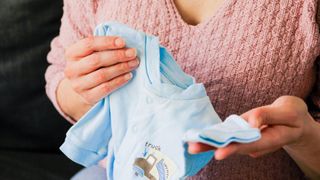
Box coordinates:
[45,0,96,123]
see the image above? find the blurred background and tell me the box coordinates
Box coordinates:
[0,0,81,179]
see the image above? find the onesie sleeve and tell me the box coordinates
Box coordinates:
[60,98,112,167]
[45,0,96,123]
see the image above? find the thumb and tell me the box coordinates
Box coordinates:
[241,105,296,128]
[241,106,269,128]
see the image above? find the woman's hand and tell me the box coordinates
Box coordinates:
[188,96,317,160]
[57,36,139,120]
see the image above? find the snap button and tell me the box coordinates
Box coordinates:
[132,124,139,133]
[116,158,121,165]
[146,97,153,104]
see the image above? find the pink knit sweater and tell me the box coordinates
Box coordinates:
[46,0,320,179]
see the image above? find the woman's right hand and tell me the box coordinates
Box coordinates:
[57,36,139,121]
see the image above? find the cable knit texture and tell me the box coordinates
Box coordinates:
[46,0,320,179]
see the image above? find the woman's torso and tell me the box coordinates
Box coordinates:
[90,0,319,179]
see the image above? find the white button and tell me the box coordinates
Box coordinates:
[132,124,139,132]
[146,97,153,104]
[116,158,121,165]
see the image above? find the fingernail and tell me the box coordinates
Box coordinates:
[128,59,139,67]
[214,151,224,160]
[125,73,133,80]
[125,48,136,58]
[115,38,125,47]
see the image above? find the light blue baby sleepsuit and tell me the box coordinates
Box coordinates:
[60,22,261,180]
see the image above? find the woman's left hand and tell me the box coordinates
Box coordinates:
[188,96,317,160]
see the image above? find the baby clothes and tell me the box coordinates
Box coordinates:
[184,115,261,148]
[61,22,221,180]
[60,22,261,180]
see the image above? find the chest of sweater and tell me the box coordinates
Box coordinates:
[95,0,320,118]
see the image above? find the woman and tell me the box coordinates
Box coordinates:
[46,0,320,179]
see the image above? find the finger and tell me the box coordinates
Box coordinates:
[214,131,274,160]
[81,72,133,104]
[188,142,216,154]
[241,106,299,128]
[65,36,126,60]
[215,125,296,159]
[214,144,238,160]
[241,107,267,128]
[72,48,137,76]
[248,147,279,158]
[75,59,139,90]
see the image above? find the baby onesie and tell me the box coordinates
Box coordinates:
[60,22,261,180]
